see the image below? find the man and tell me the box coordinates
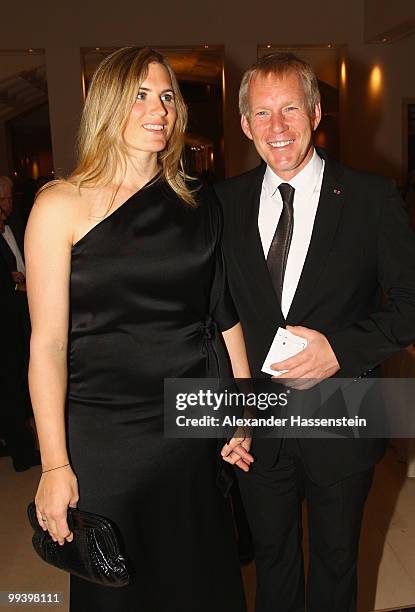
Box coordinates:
[0,175,38,471]
[215,53,415,612]
[0,176,26,290]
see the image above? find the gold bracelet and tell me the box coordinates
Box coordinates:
[42,463,70,474]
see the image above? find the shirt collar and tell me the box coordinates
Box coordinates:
[263,148,323,197]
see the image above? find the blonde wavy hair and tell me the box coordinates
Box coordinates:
[45,47,196,206]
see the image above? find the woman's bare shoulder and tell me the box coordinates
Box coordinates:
[33,180,83,213]
[25,181,87,249]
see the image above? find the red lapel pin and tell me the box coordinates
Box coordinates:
[333,188,342,195]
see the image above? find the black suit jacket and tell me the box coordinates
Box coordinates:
[0,220,30,355]
[215,149,415,484]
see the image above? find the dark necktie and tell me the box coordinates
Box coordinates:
[266,183,295,304]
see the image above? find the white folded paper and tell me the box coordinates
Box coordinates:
[261,327,307,376]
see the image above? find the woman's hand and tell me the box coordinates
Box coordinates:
[221,427,254,472]
[35,465,79,545]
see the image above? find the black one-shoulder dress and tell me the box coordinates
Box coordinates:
[67,178,246,612]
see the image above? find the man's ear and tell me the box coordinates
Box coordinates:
[241,114,253,140]
[312,102,322,131]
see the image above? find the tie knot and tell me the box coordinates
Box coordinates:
[278,183,294,206]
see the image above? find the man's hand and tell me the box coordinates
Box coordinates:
[12,270,26,291]
[12,271,25,284]
[271,325,340,388]
[221,427,254,472]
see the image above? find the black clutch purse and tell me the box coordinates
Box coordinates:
[27,502,129,587]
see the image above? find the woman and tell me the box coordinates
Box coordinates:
[25,47,251,611]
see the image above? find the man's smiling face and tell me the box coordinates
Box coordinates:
[241,70,321,180]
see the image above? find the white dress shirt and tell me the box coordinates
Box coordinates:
[258,149,324,317]
[2,224,26,275]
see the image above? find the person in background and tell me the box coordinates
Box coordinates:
[0,175,38,471]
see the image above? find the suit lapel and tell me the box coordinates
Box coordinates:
[236,164,285,322]
[0,233,17,270]
[8,217,25,257]
[287,152,346,323]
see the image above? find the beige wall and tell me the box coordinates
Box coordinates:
[1,0,414,181]
[364,0,415,41]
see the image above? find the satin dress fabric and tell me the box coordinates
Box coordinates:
[67,178,246,612]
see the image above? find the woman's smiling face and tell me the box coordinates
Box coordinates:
[123,62,177,157]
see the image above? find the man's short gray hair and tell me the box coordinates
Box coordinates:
[239,52,321,119]
[0,175,13,192]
